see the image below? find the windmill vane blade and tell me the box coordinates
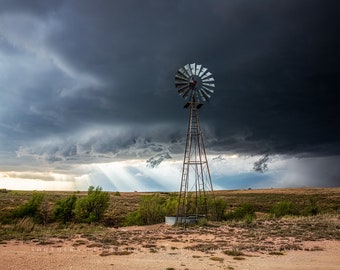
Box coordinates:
[175,79,188,85]
[176,73,188,81]
[179,89,189,99]
[202,77,215,82]
[202,85,214,93]
[201,71,212,80]
[202,83,215,88]
[183,88,192,99]
[184,64,192,77]
[175,80,188,86]
[190,63,196,75]
[179,68,190,78]
[198,89,207,101]
[175,81,188,85]
[196,64,202,76]
[200,88,211,99]
[198,67,207,77]
[178,86,190,96]
[177,84,190,92]
[176,82,188,89]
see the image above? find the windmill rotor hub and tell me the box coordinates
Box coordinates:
[189,77,197,87]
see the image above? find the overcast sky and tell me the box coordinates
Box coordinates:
[0,0,339,191]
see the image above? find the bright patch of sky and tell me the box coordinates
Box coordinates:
[2,154,336,192]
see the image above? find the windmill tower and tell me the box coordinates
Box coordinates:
[175,63,216,223]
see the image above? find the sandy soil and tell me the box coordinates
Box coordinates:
[1,240,339,270]
[1,223,339,270]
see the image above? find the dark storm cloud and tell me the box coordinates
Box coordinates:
[0,0,339,166]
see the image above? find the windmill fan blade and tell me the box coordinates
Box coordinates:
[178,68,190,78]
[198,89,207,102]
[202,77,215,82]
[200,88,211,99]
[178,85,189,95]
[176,72,188,81]
[196,64,202,76]
[198,67,208,77]
[202,85,214,93]
[190,63,196,75]
[184,64,192,77]
[201,71,212,80]
[175,79,188,86]
[183,88,192,99]
[175,75,188,82]
[175,82,188,88]
[202,83,215,88]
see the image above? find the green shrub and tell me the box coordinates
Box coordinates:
[12,192,45,223]
[39,195,50,225]
[124,193,226,226]
[139,194,165,225]
[243,213,255,224]
[124,194,167,226]
[124,211,143,226]
[197,217,208,226]
[213,198,228,221]
[54,194,77,224]
[74,186,109,223]
[180,193,219,219]
[270,200,299,218]
[302,198,319,216]
[164,193,178,216]
[225,203,256,222]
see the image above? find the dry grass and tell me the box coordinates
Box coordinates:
[209,256,224,262]
[224,248,245,256]
[99,250,133,256]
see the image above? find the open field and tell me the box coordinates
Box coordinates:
[1,187,339,226]
[0,187,339,269]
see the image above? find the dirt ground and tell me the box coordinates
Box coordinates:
[1,222,339,270]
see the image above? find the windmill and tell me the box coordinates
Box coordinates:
[175,63,216,224]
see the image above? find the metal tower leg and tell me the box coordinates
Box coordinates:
[176,102,216,224]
